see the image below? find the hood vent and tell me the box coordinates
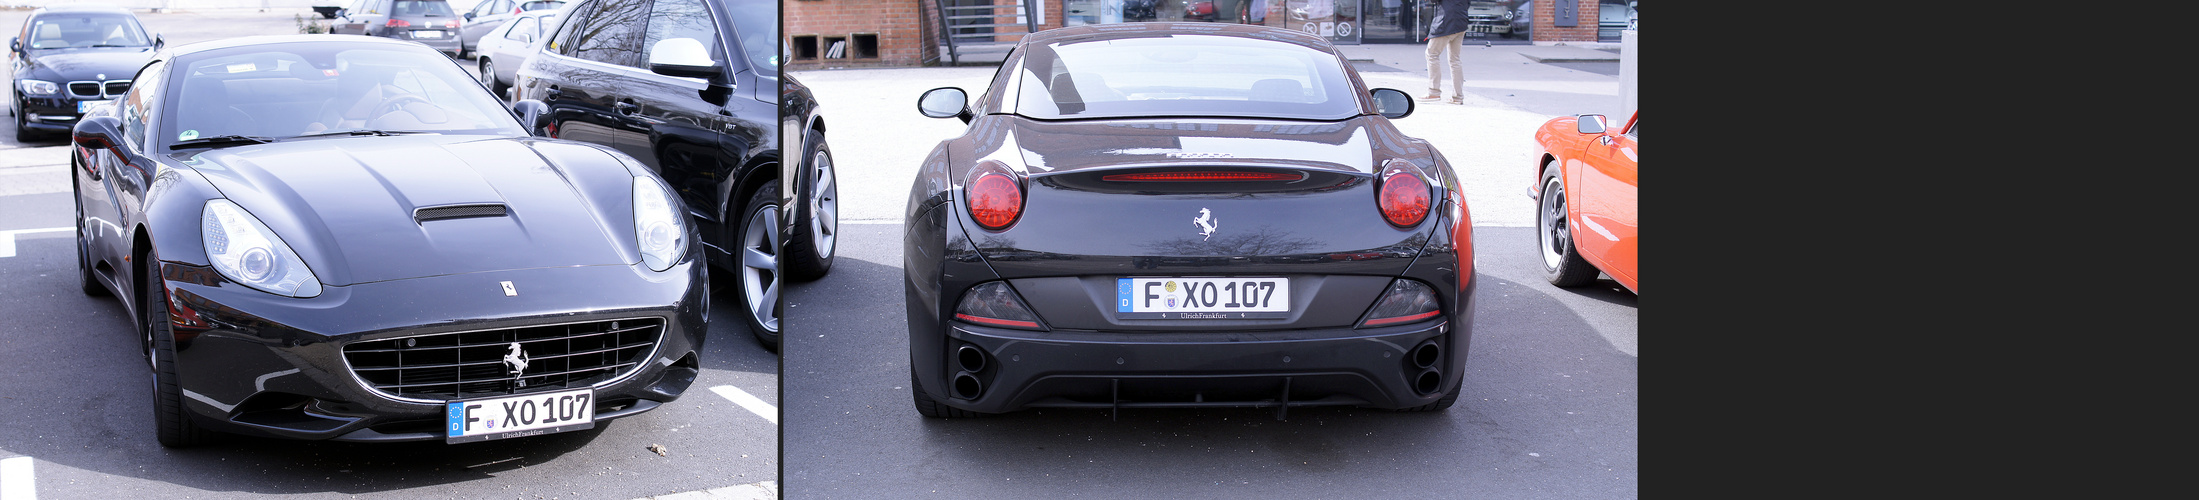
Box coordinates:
[414,203,509,223]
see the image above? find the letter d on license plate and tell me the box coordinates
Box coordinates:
[446,388,595,443]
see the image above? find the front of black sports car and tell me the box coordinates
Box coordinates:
[903,24,1476,417]
[71,36,705,445]
[9,7,158,140]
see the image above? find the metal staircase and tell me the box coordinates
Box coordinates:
[933,0,1041,65]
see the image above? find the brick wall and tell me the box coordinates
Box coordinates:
[785,0,935,69]
[1531,0,1600,42]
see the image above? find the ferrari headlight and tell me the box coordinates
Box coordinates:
[19,79,59,96]
[633,175,687,271]
[202,199,322,297]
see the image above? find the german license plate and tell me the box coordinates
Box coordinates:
[446,388,594,443]
[1117,277,1289,319]
[415,30,443,38]
[77,100,104,113]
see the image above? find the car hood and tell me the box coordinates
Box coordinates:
[1001,115,1399,175]
[24,48,155,81]
[185,135,643,286]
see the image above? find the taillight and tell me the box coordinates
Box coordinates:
[954,281,1044,330]
[965,161,1023,231]
[386,19,411,27]
[1360,279,1441,327]
[1101,171,1302,182]
[1376,159,1431,227]
[447,20,461,28]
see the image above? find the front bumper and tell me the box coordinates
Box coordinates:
[162,259,707,442]
[15,95,108,133]
[925,315,1463,414]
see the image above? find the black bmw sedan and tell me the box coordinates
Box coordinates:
[9,4,161,142]
[71,35,705,446]
[905,23,1476,418]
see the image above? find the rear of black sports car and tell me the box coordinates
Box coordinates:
[903,116,1477,418]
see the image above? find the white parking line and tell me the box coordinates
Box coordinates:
[708,385,777,425]
[1,456,34,500]
[0,227,71,259]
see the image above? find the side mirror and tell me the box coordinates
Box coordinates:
[1575,114,1607,134]
[9,37,18,53]
[918,87,971,123]
[74,115,124,149]
[510,99,551,136]
[152,34,163,51]
[464,12,476,20]
[515,31,532,44]
[646,38,722,81]
[1369,88,1413,119]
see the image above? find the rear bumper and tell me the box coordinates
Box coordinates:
[925,316,1461,414]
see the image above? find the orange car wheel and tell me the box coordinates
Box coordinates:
[1538,164,1598,287]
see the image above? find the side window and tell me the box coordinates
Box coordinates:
[641,0,721,67]
[506,17,537,40]
[119,60,166,149]
[567,0,648,68]
[546,0,596,55]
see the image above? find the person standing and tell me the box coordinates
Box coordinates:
[1424,0,1469,104]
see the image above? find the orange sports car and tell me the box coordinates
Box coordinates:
[1530,111,1637,293]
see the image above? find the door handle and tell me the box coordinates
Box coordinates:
[614,101,639,116]
[543,85,562,100]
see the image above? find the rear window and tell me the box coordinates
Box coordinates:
[1011,34,1360,121]
[393,0,458,17]
[519,1,566,10]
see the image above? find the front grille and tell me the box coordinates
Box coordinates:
[342,318,661,401]
[65,79,129,99]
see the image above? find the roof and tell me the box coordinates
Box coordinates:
[161,34,425,58]
[33,4,139,15]
[1020,23,1337,53]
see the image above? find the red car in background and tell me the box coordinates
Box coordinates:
[1530,111,1637,293]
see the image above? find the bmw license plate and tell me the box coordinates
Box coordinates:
[77,99,105,113]
[446,388,594,443]
[1117,277,1289,319]
[414,30,443,38]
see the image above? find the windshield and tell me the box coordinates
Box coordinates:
[25,13,152,49]
[392,0,458,17]
[726,0,777,76]
[1012,35,1360,121]
[161,43,525,149]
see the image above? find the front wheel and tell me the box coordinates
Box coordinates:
[73,168,106,296]
[146,251,215,447]
[783,129,836,281]
[1538,163,1598,287]
[737,180,782,351]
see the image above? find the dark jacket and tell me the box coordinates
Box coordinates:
[1427,0,1469,39]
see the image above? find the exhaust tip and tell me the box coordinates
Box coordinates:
[1411,341,1441,369]
[1414,368,1442,395]
[952,371,984,400]
[956,345,988,373]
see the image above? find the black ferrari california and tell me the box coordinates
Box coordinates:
[71,35,706,446]
[905,23,1476,418]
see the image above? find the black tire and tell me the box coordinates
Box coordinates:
[736,180,782,351]
[911,368,988,418]
[146,251,215,447]
[1537,162,1598,287]
[73,166,106,296]
[783,128,836,282]
[15,107,35,143]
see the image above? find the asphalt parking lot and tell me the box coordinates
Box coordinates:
[1,7,776,500]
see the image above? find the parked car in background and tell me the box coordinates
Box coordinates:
[513,0,828,350]
[1465,1,1510,36]
[69,34,707,446]
[330,0,465,58]
[1506,0,1531,39]
[1530,111,1637,293]
[904,24,1476,419]
[472,6,562,99]
[1597,1,1633,40]
[458,0,565,60]
[9,3,161,142]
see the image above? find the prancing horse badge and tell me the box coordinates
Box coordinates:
[1193,208,1218,241]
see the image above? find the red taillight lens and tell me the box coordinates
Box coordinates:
[966,163,1023,230]
[447,20,461,28]
[1377,160,1431,227]
[1101,171,1303,182]
[386,19,411,27]
[1361,279,1441,327]
[954,281,1044,330]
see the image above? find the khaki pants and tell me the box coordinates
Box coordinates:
[1425,31,1466,98]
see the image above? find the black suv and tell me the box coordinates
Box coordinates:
[511,0,836,350]
[8,4,161,142]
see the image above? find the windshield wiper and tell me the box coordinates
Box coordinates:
[289,129,441,140]
[170,135,273,149]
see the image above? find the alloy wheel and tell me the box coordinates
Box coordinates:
[808,149,837,261]
[741,203,781,333]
